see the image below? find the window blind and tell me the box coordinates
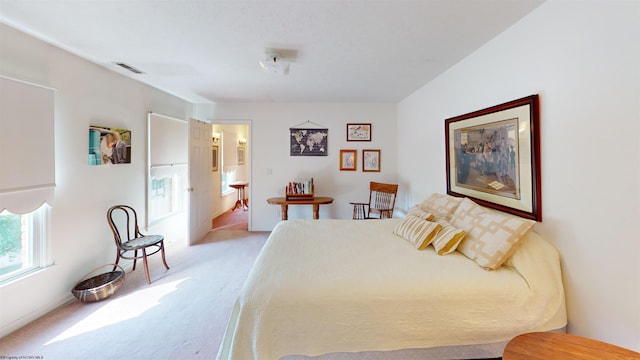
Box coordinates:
[0,75,55,214]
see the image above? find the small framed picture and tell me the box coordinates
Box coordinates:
[362,149,380,172]
[346,123,371,141]
[340,149,357,171]
[237,146,246,165]
[212,145,219,172]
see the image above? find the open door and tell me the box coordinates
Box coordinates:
[188,118,213,245]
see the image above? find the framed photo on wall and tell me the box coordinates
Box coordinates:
[237,146,246,165]
[340,149,357,171]
[362,149,380,172]
[445,94,541,221]
[346,123,371,141]
[89,125,132,166]
[212,145,219,171]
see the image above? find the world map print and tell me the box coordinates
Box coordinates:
[290,128,328,156]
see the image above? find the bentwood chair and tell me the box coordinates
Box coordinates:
[350,181,398,219]
[107,205,169,284]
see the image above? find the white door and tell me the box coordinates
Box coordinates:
[188,119,213,245]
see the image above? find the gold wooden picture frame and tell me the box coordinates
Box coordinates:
[340,149,357,171]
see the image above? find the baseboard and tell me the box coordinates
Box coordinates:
[0,262,135,339]
[0,292,75,338]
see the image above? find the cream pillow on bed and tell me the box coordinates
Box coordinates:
[407,206,435,221]
[431,220,467,255]
[451,198,535,270]
[418,193,463,222]
[393,215,442,250]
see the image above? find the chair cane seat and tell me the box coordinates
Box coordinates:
[121,235,164,250]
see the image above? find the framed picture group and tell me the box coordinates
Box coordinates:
[341,123,380,172]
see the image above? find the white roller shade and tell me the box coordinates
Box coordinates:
[0,75,55,213]
[149,112,188,166]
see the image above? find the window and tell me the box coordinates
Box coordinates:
[0,205,50,284]
[149,167,187,223]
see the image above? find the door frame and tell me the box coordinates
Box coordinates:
[211,119,252,231]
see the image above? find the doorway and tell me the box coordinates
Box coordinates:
[210,121,251,231]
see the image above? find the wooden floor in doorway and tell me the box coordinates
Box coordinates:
[212,207,248,230]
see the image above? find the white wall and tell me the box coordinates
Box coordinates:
[398,1,640,351]
[211,103,398,231]
[0,23,195,336]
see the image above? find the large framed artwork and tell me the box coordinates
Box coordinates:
[445,95,541,221]
[89,125,132,165]
[290,128,328,156]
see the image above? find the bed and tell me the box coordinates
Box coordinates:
[217,197,567,360]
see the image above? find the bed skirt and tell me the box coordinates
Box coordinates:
[282,327,566,360]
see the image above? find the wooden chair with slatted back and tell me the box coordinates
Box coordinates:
[350,181,398,219]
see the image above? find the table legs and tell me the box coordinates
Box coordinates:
[280,204,288,221]
[312,204,320,219]
[233,186,248,211]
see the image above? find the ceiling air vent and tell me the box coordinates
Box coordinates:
[114,62,145,74]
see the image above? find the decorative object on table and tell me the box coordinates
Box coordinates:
[107,205,169,284]
[362,149,381,172]
[350,181,398,219]
[237,145,246,165]
[71,264,125,302]
[89,125,132,165]
[445,95,541,221]
[285,178,314,200]
[346,123,371,141]
[339,149,357,171]
[212,145,219,172]
[289,120,328,156]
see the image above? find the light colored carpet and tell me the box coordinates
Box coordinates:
[0,229,268,360]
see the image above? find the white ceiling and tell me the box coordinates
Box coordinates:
[0,0,543,103]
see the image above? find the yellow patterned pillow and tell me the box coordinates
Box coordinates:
[418,193,463,221]
[451,198,535,270]
[393,215,443,250]
[407,206,435,221]
[431,220,467,255]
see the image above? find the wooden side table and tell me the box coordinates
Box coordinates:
[503,332,640,359]
[266,197,334,220]
[229,181,248,211]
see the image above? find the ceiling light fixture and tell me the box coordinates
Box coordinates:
[259,54,290,75]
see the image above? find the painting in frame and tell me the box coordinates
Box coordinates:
[237,146,246,165]
[88,125,132,165]
[445,95,541,221]
[362,149,381,172]
[212,145,219,172]
[346,123,371,141]
[339,149,357,171]
[290,128,328,156]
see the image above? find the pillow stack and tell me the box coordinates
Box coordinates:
[394,194,467,255]
[393,194,536,270]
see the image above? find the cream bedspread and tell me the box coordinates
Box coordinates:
[217,219,566,360]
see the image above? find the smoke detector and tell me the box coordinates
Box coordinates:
[259,53,290,75]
